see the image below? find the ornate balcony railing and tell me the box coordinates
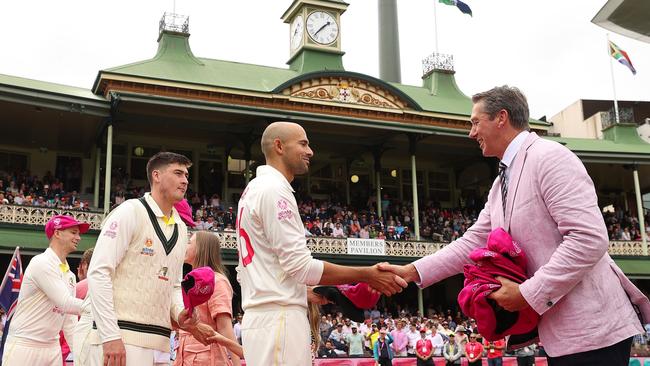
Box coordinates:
[0,205,646,257]
[0,204,104,231]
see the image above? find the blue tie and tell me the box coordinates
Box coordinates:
[499,162,508,217]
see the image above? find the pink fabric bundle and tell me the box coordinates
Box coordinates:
[174,199,196,228]
[458,228,539,341]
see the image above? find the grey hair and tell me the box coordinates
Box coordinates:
[472,85,530,130]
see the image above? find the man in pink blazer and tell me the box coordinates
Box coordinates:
[380,86,650,366]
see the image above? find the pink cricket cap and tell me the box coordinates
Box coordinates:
[45,214,90,239]
[337,282,381,309]
[313,283,381,323]
[181,267,215,314]
[174,199,196,228]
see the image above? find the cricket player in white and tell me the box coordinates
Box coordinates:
[2,214,89,365]
[87,152,213,366]
[236,121,408,366]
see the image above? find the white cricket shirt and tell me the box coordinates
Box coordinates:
[236,165,324,311]
[7,247,80,346]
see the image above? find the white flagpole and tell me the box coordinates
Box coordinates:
[607,33,621,124]
[433,0,439,53]
[0,247,19,294]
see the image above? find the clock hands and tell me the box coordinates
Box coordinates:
[314,21,331,37]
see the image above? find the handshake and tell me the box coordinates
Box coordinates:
[366,262,421,296]
[308,262,422,305]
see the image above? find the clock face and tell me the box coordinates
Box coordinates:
[306,11,339,45]
[290,15,304,51]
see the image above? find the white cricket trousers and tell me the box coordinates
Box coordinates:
[242,304,311,366]
[2,337,61,365]
[88,343,170,366]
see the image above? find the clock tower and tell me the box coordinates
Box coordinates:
[282,0,348,72]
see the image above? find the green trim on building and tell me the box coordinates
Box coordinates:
[0,73,110,117]
[546,133,650,161]
[287,49,346,73]
[613,257,650,278]
[602,123,649,145]
[0,226,99,253]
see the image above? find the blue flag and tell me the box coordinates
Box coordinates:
[0,247,23,364]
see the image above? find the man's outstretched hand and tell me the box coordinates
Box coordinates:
[365,264,408,296]
[376,263,420,284]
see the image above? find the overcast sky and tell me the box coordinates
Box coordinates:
[1,0,649,119]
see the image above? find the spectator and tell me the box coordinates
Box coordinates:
[406,323,420,357]
[233,314,242,345]
[416,327,435,366]
[367,324,380,353]
[318,340,338,358]
[443,333,462,366]
[346,324,365,357]
[319,315,332,341]
[484,338,506,366]
[332,222,345,238]
[328,323,348,355]
[514,344,536,366]
[390,320,408,357]
[465,334,484,366]
[454,325,468,348]
[373,329,394,366]
[427,325,445,357]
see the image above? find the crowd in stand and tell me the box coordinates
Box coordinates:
[297,197,481,243]
[306,306,541,364]
[3,168,650,243]
[604,208,650,241]
[0,170,91,210]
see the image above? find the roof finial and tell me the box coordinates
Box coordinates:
[159,12,189,35]
[422,53,455,77]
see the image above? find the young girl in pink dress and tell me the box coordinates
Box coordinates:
[175,231,241,366]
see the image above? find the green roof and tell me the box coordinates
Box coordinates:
[391,72,471,116]
[0,73,106,102]
[97,32,298,94]
[95,31,485,119]
[0,225,98,253]
[546,124,650,158]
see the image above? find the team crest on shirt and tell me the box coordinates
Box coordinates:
[103,221,118,239]
[157,266,169,281]
[140,238,155,256]
[276,199,293,221]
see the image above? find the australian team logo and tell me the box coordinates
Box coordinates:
[276,198,293,221]
[157,266,169,281]
[140,238,155,256]
[103,221,118,239]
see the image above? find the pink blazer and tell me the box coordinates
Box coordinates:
[413,132,650,357]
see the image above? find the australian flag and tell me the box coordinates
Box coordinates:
[0,247,23,364]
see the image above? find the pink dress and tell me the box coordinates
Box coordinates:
[174,272,234,366]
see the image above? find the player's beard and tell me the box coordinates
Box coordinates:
[290,157,309,176]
